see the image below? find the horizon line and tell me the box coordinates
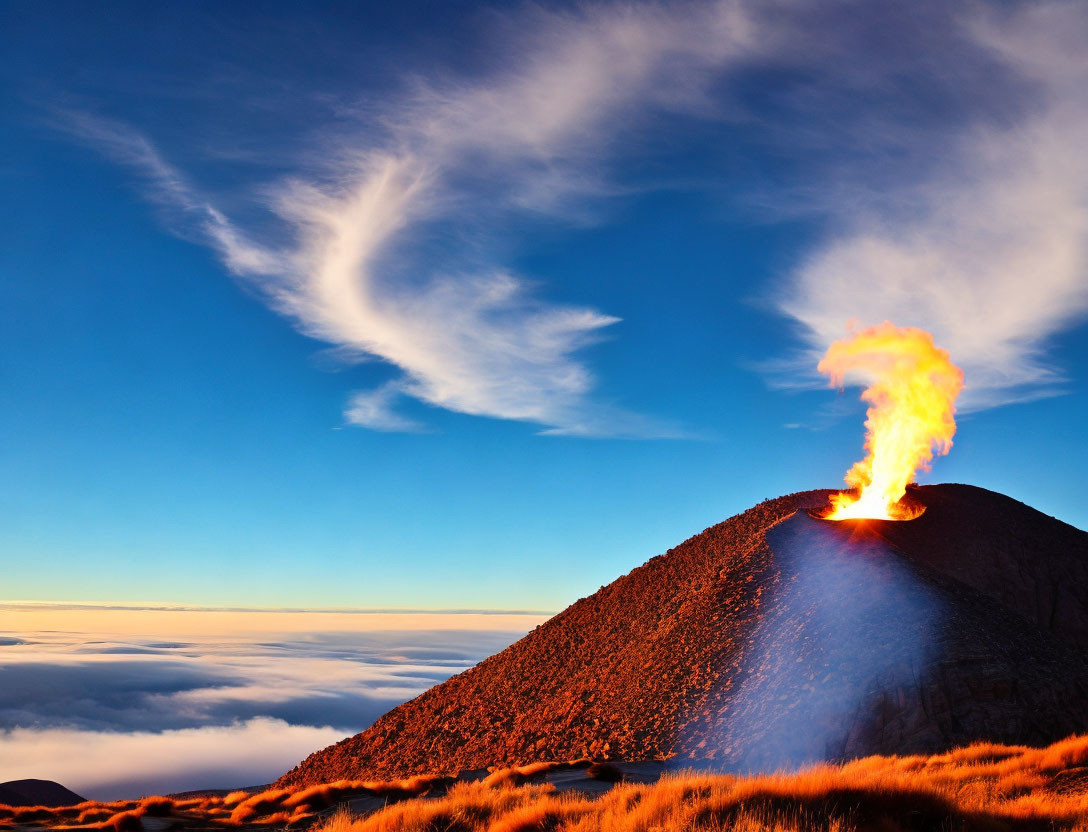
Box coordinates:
[0,600,557,615]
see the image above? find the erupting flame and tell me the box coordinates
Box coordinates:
[819,323,964,521]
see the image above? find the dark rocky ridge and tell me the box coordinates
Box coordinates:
[278,484,1088,786]
[0,779,86,808]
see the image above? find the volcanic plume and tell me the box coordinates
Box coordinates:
[819,323,963,521]
[278,484,1088,786]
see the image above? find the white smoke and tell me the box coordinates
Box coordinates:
[716,512,943,770]
[780,3,1088,410]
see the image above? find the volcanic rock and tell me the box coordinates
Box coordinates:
[277,484,1088,786]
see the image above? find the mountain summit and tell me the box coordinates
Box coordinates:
[278,484,1088,786]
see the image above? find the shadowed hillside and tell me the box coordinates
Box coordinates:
[0,782,85,810]
[278,485,1088,785]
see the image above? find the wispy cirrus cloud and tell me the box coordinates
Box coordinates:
[344,380,429,433]
[54,1,757,438]
[46,110,285,276]
[52,0,1088,424]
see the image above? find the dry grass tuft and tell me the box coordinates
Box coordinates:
[483,763,570,789]
[77,807,115,824]
[136,797,174,817]
[229,789,293,824]
[11,807,57,823]
[97,808,145,832]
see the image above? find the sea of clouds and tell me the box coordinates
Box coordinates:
[0,606,546,800]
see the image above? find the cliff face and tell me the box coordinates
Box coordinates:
[277,484,1088,786]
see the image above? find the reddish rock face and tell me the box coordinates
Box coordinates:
[276,484,1088,787]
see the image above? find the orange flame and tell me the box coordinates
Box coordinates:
[819,323,964,521]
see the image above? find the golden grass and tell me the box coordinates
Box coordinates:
[0,771,449,829]
[312,735,1088,832]
[8,736,1088,830]
[483,762,570,789]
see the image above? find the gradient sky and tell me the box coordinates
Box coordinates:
[2,0,1087,611]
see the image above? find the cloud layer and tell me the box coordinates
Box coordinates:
[0,606,542,799]
[0,719,343,801]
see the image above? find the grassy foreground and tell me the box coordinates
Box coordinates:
[7,736,1088,831]
[317,737,1088,832]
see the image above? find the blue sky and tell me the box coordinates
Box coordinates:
[2,0,1087,610]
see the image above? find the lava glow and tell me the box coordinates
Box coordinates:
[819,323,964,521]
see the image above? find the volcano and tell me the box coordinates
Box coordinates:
[278,484,1088,786]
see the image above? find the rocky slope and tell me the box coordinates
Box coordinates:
[278,484,1088,785]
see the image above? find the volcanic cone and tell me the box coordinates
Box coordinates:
[278,484,1088,786]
